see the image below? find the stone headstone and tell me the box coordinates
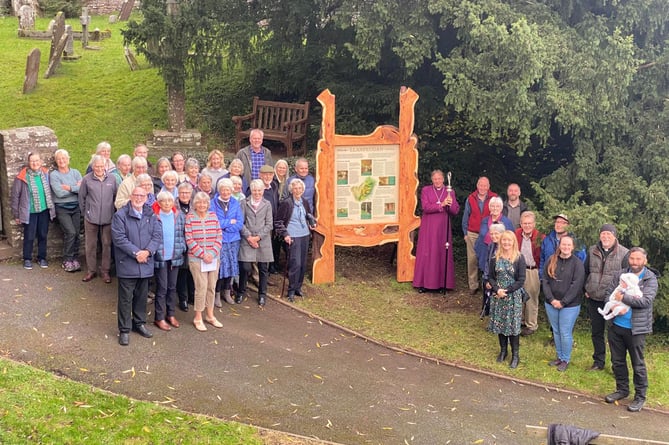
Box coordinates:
[118,0,136,21]
[81,7,90,48]
[109,15,117,24]
[47,19,55,34]
[18,5,35,31]
[49,12,66,62]
[64,25,74,56]
[124,47,139,71]
[23,48,40,94]
[44,12,67,78]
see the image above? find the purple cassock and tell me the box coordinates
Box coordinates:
[413,185,460,290]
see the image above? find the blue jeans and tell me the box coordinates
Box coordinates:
[545,303,581,362]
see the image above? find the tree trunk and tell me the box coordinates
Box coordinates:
[167,83,186,132]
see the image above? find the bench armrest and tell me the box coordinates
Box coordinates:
[231,112,255,130]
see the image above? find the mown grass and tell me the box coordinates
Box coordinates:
[0,357,262,444]
[301,246,669,409]
[0,14,165,172]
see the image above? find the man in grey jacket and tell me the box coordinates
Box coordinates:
[603,247,656,412]
[112,186,162,346]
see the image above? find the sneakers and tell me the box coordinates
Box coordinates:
[548,359,562,367]
[23,259,33,270]
[38,259,48,269]
[557,361,569,372]
[62,260,78,272]
[605,391,629,403]
[628,398,645,412]
[71,260,81,272]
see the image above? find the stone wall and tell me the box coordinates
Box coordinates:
[85,0,127,16]
[0,126,65,260]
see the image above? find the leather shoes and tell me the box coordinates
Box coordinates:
[548,359,562,367]
[235,293,244,304]
[179,301,189,312]
[82,272,96,282]
[628,398,645,412]
[102,272,112,284]
[118,332,129,346]
[295,290,304,298]
[258,296,266,306]
[154,320,171,331]
[287,292,295,303]
[417,287,426,293]
[605,391,629,403]
[587,364,604,371]
[132,325,153,338]
[167,316,180,328]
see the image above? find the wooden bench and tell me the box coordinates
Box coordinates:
[232,96,310,157]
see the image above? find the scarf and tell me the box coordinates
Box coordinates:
[27,168,53,214]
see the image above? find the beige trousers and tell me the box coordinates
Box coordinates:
[522,268,540,330]
[465,231,480,290]
[189,261,217,313]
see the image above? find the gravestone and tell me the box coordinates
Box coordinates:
[62,24,81,60]
[80,7,90,48]
[18,4,35,31]
[124,46,138,71]
[47,19,55,34]
[118,0,135,21]
[48,12,65,62]
[23,48,40,94]
[109,15,117,24]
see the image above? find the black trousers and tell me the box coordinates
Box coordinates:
[117,277,149,333]
[587,298,607,368]
[155,262,179,321]
[608,323,648,400]
[239,261,269,298]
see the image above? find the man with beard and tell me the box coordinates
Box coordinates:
[502,183,527,229]
[603,247,656,412]
[539,214,586,279]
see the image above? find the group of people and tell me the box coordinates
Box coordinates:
[413,172,657,412]
[11,129,317,347]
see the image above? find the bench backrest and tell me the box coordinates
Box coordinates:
[252,97,309,133]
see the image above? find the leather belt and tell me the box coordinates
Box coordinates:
[526,266,538,270]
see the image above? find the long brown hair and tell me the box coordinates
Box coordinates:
[547,235,574,279]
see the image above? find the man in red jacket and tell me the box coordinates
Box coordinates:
[516,211,545,336]
[461,177,497,293]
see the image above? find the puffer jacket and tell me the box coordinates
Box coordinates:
[111,202,162,278]
[606,267,658,335]
[584,242,629,301]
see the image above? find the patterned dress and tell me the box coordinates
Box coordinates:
[488,257,524,336]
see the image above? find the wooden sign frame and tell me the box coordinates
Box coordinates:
[312,87,421,283]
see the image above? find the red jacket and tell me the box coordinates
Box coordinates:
[515,227,544,268]
[465,191,497,233]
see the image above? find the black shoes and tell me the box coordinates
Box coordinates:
[628,398,645,412]
[178,301,189,312]
[605,391,629,403]
[287,292,295,303]
[258,295,266,306]
[132,325,153,338]
[118,332,129,346]
[235,293,245,304]
[587,364,604,371]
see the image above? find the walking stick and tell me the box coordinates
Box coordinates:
[443,172,453,295]
[281,240,291,299]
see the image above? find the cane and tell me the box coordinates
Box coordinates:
[281,240,291,298]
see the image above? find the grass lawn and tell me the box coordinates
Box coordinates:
[0,14,165,173]
[300,245,669,410]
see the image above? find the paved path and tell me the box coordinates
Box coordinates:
[1,263,667,445]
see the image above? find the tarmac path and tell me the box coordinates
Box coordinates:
[0,263,668,445]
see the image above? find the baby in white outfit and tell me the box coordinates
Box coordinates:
[598,273,642,320]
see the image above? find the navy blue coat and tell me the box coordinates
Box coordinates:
[112,203,162,278]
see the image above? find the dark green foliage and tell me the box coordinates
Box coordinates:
[40,0,82,18]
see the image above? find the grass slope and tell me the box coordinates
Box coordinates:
[0,15,165,172]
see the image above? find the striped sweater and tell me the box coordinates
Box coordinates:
[185,211,222,262]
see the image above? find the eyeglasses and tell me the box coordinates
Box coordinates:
[131,193,147,198]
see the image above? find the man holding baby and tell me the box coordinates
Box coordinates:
[602,247,657,412]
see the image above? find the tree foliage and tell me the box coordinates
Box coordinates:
[124,0,669,324]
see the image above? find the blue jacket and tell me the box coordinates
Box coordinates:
[539,230,586,279]
[112,203,162,278]
[474,215,514,271]
[210,193,244,243]
[153,208,186,268]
